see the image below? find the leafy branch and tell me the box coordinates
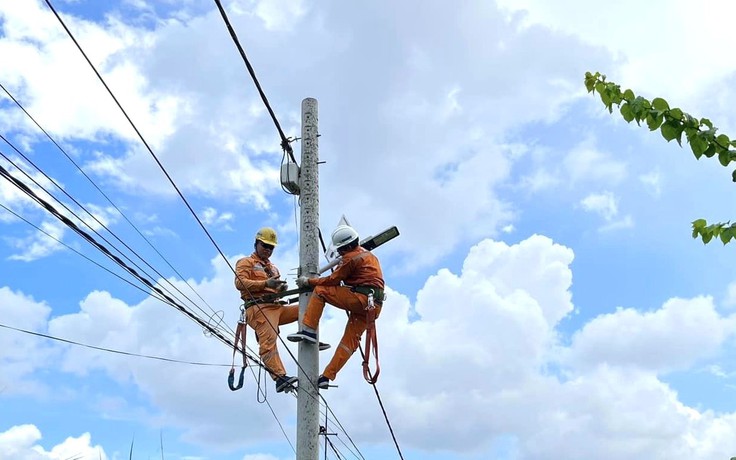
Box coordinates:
[585,71,736,245]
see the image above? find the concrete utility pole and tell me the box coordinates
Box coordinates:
[297,97,320,460]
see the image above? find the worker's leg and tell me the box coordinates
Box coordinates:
[303,286,364,330]
[247,304,286,380]
[279,304,299,325]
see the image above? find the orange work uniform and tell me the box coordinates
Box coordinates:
[234,252,297,379]
[303,247,384,380]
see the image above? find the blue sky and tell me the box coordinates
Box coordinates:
[2,0,736,459]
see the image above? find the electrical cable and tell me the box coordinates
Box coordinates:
[0,202,174,306]
[41,2,371,455]
[0,322,231,367]
[0,143,208,326]
[0,162,253,366]
[0,81,230,336]
[212,0,297,164]
[41,0,308,386]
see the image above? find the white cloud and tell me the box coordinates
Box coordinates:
[252,0,308,31]
[242,454,280,460]
[566,296,736,373]
[6,236,736,458]
[580,191,633,231]
[0,287,56,396]
[563,140,627,185]
[640,169,662,197]
[581,191,618,221]
[495,0,736,110]
[6,220,66,261]
[201,206,234,229]
[0,425,107,460]
[724,281,736,309]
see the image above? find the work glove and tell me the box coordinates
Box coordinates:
[265,276,285,289]
[296,276,310,288]
[278,281,288,292]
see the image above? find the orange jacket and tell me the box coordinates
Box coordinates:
[310,247,384,289]
[234,252,282,300]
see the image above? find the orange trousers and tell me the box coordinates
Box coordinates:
[303,286,382,380]
[246,304,298,379]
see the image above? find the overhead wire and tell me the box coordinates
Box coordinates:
[0,322,231,367]
[7,1,310,452]
[0,81,230,337]
[0,139,214,329]
[40,0,305,386]
[212,1,374,448]
[1,191,294,457]
[0,202,174,305]
[212,0,297,164]
[41,1,375,456]
[0,161,246,363]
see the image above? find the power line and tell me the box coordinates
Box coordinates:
[0,81,228,337]
[0,322,231,367]
[41,0,237,301]
[212,0,297,164]
[0,142,209,324]
[40,0,304,383]
[0,202,174,305]
[0,157,303,454]
[41,3,370,456]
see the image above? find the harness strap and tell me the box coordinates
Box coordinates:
[362,304,380,384]
[242,286,312,309]
[350,285,385,304]
[228,314,247,391]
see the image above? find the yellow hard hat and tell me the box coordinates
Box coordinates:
[255,227,278,246]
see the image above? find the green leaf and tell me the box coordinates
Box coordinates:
[703,144,717,158]
[716,133,730,148]
[660,121,682,143]
[647,112,664,131]
[690,134,708,159]
[703,232,713,244]
[732,168,736,182]
[692,218,707,229]
[620,103,634,122]
[669,108,683,120]
[623,89,635,101]
[700,117,714,129]
[719,150,730,166]
[584,73,596,92]
[720,228,733,244]
[652,97,670,111]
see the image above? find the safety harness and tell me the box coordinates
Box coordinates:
[227,287,308,391]
[228,304,247,391]
[351,285,385,384]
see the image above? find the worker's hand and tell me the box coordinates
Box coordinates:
[296,276,310,288]
[265,276,286,289]
[278,281,288,292]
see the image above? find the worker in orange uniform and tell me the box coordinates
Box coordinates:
[234,227,303,393]
[288,224,384,389]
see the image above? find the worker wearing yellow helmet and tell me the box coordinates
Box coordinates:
[234,227,298,393]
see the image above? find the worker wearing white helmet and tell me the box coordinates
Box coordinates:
[288,225,384,389]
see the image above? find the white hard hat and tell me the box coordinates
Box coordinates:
[331,225,359,249]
